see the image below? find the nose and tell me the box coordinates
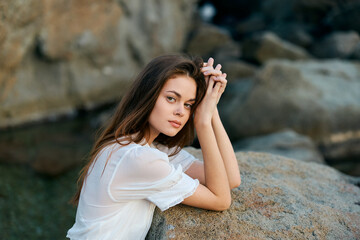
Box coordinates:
[174,104,184,117]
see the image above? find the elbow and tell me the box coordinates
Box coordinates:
[214,195,232,211]
[215,199,231,211]
[230,176,241,190]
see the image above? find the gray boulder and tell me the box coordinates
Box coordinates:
[268,22,314,48]
[221,60,258,81]
[185,23,233,60]
[312,31,360,59]
[242,32,311,64]
[220,59,360,161]
[320,130,360,176]
[352,43,360,60]
[261,0,357,26]
[212,41,242,64]
[325,2,360,33]
[0,0,198,128]
[233,129,324,164]
[147,149,360,239]
[236,13,266,36]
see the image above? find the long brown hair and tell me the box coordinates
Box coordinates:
[71,54,206,205]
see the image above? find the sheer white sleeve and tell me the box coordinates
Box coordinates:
[153,144,199,171]
[108,146,199,211]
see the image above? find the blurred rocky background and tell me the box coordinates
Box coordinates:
[0,0,359,239]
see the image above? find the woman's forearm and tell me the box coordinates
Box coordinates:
[195,121,231,204]
[212,108,241,189]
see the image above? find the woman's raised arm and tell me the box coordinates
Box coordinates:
[185,58,241,190]
[181,75,231,211]
[211,108,241,189]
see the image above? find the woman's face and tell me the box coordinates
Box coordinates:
[147,74,197,142]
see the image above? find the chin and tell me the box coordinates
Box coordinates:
[165,132,178,137]
[162,129,181,137]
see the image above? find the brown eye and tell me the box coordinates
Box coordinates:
[184,103,192,109]
[167,96,175,102]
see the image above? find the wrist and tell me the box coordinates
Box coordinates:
[194,119,212,130]
[212,108,220,122]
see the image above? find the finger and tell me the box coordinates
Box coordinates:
[207,57,214,67]
[213,75,227,85]
[219,82,226,94]
[215,64,222,71]
[212,81,221,96]
[213,76,227,94]
[203,69,222,76]
[207,77,215,94]
[204,75,210,85]
[216,82,226,103]
[201,66,213,72]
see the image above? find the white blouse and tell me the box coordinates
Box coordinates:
[66,139,200,240]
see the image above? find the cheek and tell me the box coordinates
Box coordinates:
[151,98,167,119]
[185,112,192,122]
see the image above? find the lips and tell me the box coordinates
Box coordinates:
[169,120,181,128]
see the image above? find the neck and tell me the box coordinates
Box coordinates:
[144,128,158,145]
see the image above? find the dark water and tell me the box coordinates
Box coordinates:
[0,106,112,175]
[0,163,81,240]
[0,106,114,240]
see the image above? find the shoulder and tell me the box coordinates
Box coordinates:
[120,142,170,164]
[118,143,172,181]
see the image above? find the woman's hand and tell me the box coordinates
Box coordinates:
[201,58,227,104]
[195,58,228,126]
[194,76,220,126]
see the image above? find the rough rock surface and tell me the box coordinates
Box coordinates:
[147,149,360,240]
[220,59,360,160]
[233,129,324,164]
[0,0,197,128]
[242,32,311,64]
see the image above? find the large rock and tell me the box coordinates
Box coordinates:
[242,32,311,64]
[209,0,262,22]
[319,130,360,176]
[221,60,258,81]
[268,22,314,48]
[261,0,360,27]
[261,0,330,24]
[352,43,360,60]
[325,2,360,32]
[185,23,233,60]
[219,59,360,161]
[312,31,360,59]
[147,149,360,239]
[236,13,267,36]
[233,129,324,164]
[0,0,198,128]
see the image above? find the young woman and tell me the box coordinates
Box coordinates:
[67,54,241,240]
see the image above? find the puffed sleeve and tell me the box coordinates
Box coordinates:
[153,144,200,171]
[108,146,199,211]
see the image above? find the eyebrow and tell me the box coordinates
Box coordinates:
[166,90,196,102]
